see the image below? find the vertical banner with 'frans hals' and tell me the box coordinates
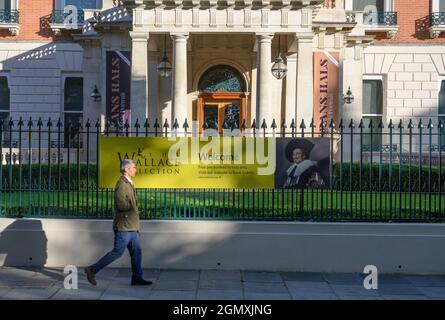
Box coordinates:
[106,51,131,127]
[313,52,339,128]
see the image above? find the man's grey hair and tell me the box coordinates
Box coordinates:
[120,159,135,173]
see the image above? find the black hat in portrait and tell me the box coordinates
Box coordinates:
[285,139,315,163]
[282,138,328,189]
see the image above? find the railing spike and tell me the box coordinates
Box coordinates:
[261,119,267,129]
[299,118,306,129]
[348,119,355,129]
[271,119,277,129]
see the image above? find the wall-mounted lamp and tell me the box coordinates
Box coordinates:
[343,86,354,104]
[91,85,101,102]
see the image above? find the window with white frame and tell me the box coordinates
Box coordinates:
[439,78,445,151]
[0,76,10,139]
[0,0,11,10]
[440,0,445,12]
[64,77,83,148]
[363,78,384,150]
[352,0,385,11]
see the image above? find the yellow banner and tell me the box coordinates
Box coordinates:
[99,136,276,189]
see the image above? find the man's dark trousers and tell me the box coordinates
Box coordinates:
[90,230,143,279]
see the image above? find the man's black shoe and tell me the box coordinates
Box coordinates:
[84,267,97,286]
[131,277,153,286]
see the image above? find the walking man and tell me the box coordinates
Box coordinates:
[84,159,152,286]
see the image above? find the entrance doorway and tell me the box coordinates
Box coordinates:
[198,93,247,133]
[197,65,248,134]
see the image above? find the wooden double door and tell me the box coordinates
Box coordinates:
[197,93,248,134]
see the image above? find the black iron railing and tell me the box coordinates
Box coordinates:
[0,10,19,24]
[0,117,444,222]
[51,10,85,25]
[430,12,445,26]
[363,11,398,26]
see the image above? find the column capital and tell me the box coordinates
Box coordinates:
[170,32,189,40]
[295,32,314,42]
[129,32,149,41]
[255,33,274,40]
[286,52,298,61]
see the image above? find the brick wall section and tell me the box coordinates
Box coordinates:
[0,0,74,41]
[373,0,445,44]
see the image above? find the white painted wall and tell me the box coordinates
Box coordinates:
[1,218,445,274]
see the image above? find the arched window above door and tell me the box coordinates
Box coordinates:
[198,65,245,93]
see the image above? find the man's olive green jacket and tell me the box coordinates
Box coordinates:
[113,176,140,231]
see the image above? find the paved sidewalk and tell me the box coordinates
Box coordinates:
[1,267,445,300]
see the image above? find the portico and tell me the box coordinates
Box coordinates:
[76,0,369,138]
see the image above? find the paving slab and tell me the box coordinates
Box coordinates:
[330,284,381,297]
[101,287,152,300]
[322,273,364,285]
[153,280,198,291]
[200,270,241,281]
[243,282,288,294]
[241,271,283,283]
[199,279,242,290]
[3,288,59,300]
[244,292,292,300]
[378,275,412,285]
[285,281,335,294]
[377,284,422,295]
[416,287,445,298]
[51,287,106,300]
[0,278,58,288]
[404,276,445,287]
[0,288,11,298]
[196,289,243,300]
[148,290,197,300]
[158,270,200,281]
[290,292,339,300]
[382,294,430,300]
[116,268,160,280]
[337,295,384,300]
[280,272,326,282]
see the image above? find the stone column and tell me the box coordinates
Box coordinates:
[342,44,364,161]
[336,0,344,9]
[82,41,102,161]
[148,52,160,127]
[171,33,189,131]
[130,32,149,128]
[296,33,314,130]
[255,33,274,131]
[285,52,297,129]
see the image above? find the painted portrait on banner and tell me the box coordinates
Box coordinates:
[274,138,330,189]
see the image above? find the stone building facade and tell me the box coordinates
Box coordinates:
[0,0,444,155]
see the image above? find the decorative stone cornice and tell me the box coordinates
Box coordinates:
[121,0,324,10]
